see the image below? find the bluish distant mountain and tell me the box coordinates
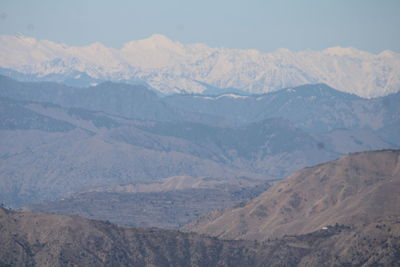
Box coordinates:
[0,97,342,207]
[165,83,399,135]
[0,74,220,124]
[1,74,398,142]
[0,67,102,87]
[0,76,397,208]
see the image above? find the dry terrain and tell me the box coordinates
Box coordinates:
[26,176,270,228]
[1,207,399,266]
[184,150,400,240]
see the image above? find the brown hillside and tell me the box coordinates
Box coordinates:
[0,207,267,267]
[1,208,400,266]
[184,150,400,240]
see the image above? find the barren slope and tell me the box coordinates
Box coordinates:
[1,208,400,266]
[184,150,400,240]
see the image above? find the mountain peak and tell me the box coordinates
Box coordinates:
[379,50,398,57]
[142,34,182,50]
[123,34,178,48]
[121,34,183,56]
[146,33,173,43]
[9,33,38,46]
[86,41,107,49]
[323,46,366,56]
[274,48,292,54]
[1,34,400,97]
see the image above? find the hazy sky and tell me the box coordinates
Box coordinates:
[0,0,399,53]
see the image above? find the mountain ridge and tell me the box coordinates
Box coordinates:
[1,96,344,208]
[183,150,400,240]
[2,198,400,266]
[1,34,399,97]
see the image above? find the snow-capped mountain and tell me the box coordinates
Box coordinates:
[1,33,399,97]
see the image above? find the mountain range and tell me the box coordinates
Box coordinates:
[2,75,399,136]
[1,34,400,97]
[0,76,398,212]
[165,83,400,135]
[0,95,334,208]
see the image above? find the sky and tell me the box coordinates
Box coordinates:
[0,0,399,53]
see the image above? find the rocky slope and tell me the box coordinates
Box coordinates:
[1,207,399,266]
[1,34,399,97]
[184,150,400,240]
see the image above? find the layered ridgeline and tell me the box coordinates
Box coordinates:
[1,34,400,97]
[1,75,399,138]
[0,95,340,208]
[165,83,400,135]
[0,74,217,124]
[0,77,398,208]
[184,150,400,241]
[1,205,400,265]
[0,97,263,207]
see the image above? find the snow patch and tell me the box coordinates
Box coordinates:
[216,94,249,99]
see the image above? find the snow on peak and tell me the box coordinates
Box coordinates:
[14,33,37,44]
[379,50,397,57]
[274,48,292,54]
[323,46,368,56]
[0,34,399,98]
[122,34,182,51]
[194,95,215,100]
[147,34,174,44]
[85,41,108,51]
[120,34,189,68]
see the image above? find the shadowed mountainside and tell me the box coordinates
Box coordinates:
[165,83,400,135]
[1,75,399,141]
[0,74,220,124]
[0,97,344,208]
